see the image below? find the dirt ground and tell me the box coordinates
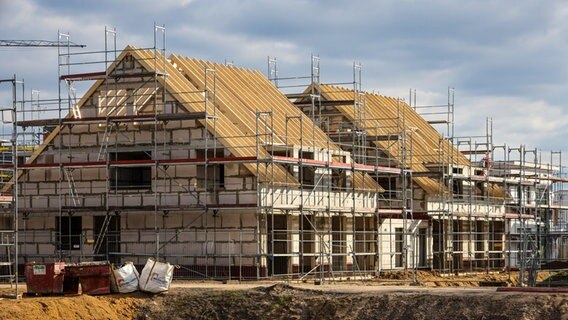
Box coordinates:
[0,291,147,320]
[137,284,568,320]
[0,271,566,320]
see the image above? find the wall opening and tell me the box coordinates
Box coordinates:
[56,215,82,251]
[110,151,152,190]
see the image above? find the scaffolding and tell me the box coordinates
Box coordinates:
[1,27,567,286]
[0,27,387,282]
[270,56,419,282]
[0,75,22,298]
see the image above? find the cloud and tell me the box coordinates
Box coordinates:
[169,26,303,67]
[454,95,567,149]
[0,0,566,167]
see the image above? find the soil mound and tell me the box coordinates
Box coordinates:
[135,285,568,320]
[0,293,146,320]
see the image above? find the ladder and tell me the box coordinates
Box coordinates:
[64,168,80,206]
[68,82,82,119]
[97,124,112,161]
[0,231,15,286]
[93,214,112,255]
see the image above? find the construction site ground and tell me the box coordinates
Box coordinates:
[0,271,567,320]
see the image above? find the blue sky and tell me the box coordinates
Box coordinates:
[0,0,567,166]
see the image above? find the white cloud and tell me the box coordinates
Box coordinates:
[170,25,304,66]
[455,95,567,149]
[121,0,196,12]
[0,0,566,161]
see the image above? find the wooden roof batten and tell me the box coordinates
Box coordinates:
[6,45,386,193]
[168,54,383,192]
[313,84,474,195]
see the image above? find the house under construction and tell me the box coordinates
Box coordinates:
[0,29,566,285]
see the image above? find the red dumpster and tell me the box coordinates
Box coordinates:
[64,262,111,295]
[25,262,66,295]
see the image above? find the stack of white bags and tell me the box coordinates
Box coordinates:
[110,258,174,294]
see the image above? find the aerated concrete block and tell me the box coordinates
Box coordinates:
[127,243,145,255]
[164,213,183,228]
[182,213,203,228]
[162,194,180,206]
[37,244,55,255]
[183,119,196,128]
[84,196,104,207]
[80,168,101,181]
[142,195,156,207]
[148,217,164,229]
[31,197,49,209]
[239,232,256,242]
[20,244,38,255]
[244,177,255,190]
[120,230,139,243]
[176,165,197,178]
[90,181,107,193]
[241,244,257,255]
[73,182,91,194]
[88,124,100,133]
[155,184,170,193]
[21,184,38,196]
[139,232,156,243]
[190,128,202,139]
[221,213,241,228]
[219,193,237,205]
[173,129,189,142]
[60,133,80,148]
[171,149,188,159]
[83,217,93,230]
[241,212,257,228]
[123,195,143,207]
[80,133,97,146]
[238,192,256,205]
[127,215,145,229]
[184,243,200,255]
[225,164,239,177]
[27,170,45,182]
[195,232,207,242]
[44,217,55,229]
[177,230,196,242]
[116,133,134,144]
[224,177,244,191]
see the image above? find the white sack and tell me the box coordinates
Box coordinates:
[138,258,174,293]
[111,262,140,293]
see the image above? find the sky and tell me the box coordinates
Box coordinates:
[0,0,567,167]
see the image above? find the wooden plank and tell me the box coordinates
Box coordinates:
[318,84,471,195]
[142,51,276,182]
[169,55,296,184]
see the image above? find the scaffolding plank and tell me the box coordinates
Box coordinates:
[461,149,490,155]
[285,93,311,99]
[60,71,106,81]
[157,112,207,121]
[271,155,400,174]
[504,213,534,219]
[17,112,208,127]
[293,99,355,108]
[16,119,60,127]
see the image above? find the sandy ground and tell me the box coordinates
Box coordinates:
[0,271,566,320]
[0,288,146,320]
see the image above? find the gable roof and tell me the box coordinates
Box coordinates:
[317,84,470,195]
[4,46,384,193]
[170,55,337,152]
[169,55,381,191]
